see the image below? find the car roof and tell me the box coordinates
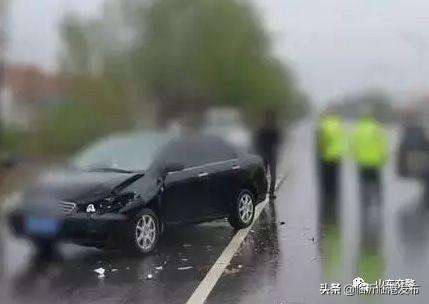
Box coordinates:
[92,130,235,150]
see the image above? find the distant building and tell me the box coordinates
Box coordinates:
[0,65,66,131]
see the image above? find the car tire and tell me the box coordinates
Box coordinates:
[123,208,160,255]
[228,190,255,229]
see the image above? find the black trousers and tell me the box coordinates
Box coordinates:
[359,166,383,247]
[318,160,340,220]
[263,156,277,195]
[358,167,382,204]
[319,161,340,199]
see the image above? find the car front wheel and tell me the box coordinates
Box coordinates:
[228,190,255,229]
[124,208,159,255]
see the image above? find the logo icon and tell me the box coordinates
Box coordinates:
[86,204,96,213]
[352,277,369,292]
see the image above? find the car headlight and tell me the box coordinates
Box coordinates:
[86,192,136,214]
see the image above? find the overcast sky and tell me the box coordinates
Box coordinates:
[6,0,429,104]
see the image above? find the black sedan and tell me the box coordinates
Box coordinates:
[9,132,267,254]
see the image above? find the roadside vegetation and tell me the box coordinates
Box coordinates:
[2,0,310,157]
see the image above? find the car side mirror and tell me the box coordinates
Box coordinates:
[162,162,184,178]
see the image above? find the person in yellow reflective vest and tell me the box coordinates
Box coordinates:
[351,115,388,204]
[316,113,345,204]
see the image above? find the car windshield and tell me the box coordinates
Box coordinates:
[71,133,171,172]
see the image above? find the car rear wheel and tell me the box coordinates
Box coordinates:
[123,208,159,255]
[228,190,255,229]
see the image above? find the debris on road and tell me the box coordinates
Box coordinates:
[181,258,189,262]
[146,274,154,280]
[224,268,240,275]
[178,266,193,270]
[94,267,105,278]
[224,263,243,275]
[279,221,286,225]
[155,266,163,271]
[111,268,118,272]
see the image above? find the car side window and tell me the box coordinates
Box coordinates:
[203,139,237,163]
[156,141,190,168]
[157,137,237,169]
[179,142,205,168]
[175,141,213,168]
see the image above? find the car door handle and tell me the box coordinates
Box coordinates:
[198,172,209,178]
[231,165,240,170]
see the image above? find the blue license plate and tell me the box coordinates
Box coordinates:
[24,216,61,237]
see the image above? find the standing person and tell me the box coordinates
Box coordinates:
[254,110,282,200]
[316,113,345,206]
[351,115,388,205]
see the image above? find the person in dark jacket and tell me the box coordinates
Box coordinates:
[254,110,282,199]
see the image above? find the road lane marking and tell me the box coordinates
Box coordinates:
[186,199,268,304]
[186,176,286,304]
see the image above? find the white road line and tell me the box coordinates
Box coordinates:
[185,176,286,304]
[186,199,268,304]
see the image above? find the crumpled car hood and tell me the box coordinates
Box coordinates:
[24,169,143,205]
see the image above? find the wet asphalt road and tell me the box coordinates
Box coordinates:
[1,121,428,304]
[0,219,239,304]
[207,122,429,304]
